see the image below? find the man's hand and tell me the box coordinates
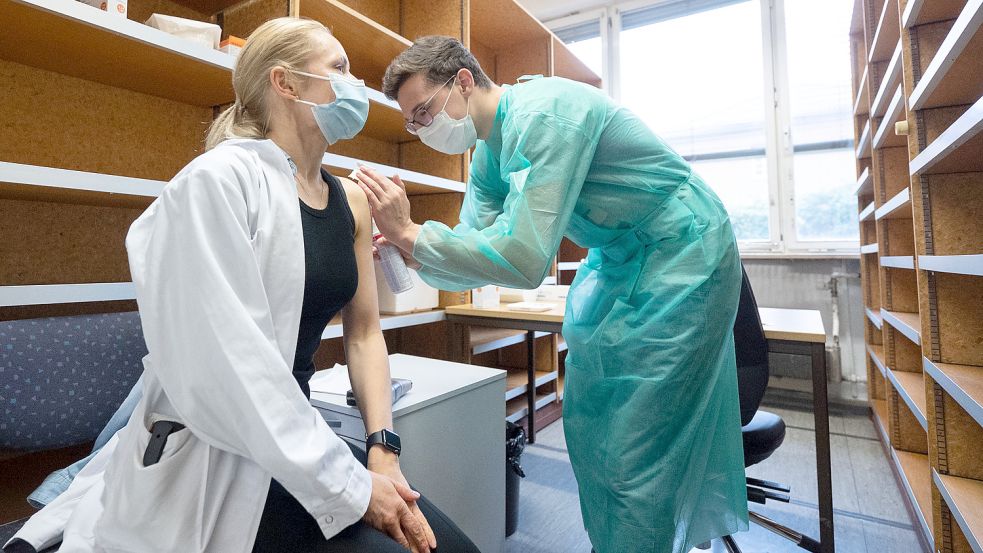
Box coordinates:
[368,449,437,551]
[373,235,423,271]
[363,470,433,553]
[353,166,420,252]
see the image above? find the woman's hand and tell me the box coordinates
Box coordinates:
[353,166,421,253]
[363,470,433,553]
[368,449,437,551]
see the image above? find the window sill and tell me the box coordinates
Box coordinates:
[740,251,860,260]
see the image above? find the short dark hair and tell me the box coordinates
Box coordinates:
[382,36,494,100]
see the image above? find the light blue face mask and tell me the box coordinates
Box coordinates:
[293,70,369,145]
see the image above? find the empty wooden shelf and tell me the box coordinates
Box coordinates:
[855,168,874,196]
[506,391,558,424]
[871,43,903,117]
[908,0,983,111]
[881,255,916,269]
[856,120,873,158]
[469,327,551,356]
[0,0,235,106]
[887,368,929,430]
[860,201,877,221]
[869,344,889,377]
[869,0,901,63]
[933,469,983,551]
[903,0,965,28]
[873,87,908,149]
[893,449,934,544]
[881,309,921,344]
[855,67,871,115]
[924,357,983,429]
[875,187,912,219]
[297,0,412,87]
[0,161,163,208]
[866,306,884,328]
[505,370,558,402]
[918,254,983,276]
[909,96,983,175]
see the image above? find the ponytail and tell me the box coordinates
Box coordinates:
[203,18,332,150]
[205,99,266,150]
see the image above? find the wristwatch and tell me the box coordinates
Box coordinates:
[366,429,401,456]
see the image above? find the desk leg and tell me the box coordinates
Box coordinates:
[812,342,834,553]
[448,321,470,364]
[526,331,536,445]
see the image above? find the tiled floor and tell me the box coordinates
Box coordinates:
[506,391,926,553]
[2,391,925,553]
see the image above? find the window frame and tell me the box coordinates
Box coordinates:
[549,0,860,256]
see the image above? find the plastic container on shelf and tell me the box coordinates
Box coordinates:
[145,14,221,49]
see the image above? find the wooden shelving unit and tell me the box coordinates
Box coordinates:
[0,0,235,106]
[0,0,601,456]
[871,44,903,117]
[853,0,983,549]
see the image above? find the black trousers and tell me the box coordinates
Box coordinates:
[252,440,480,553]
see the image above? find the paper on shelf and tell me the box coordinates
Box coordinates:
[145,14,221,49]
[308,364,350,395]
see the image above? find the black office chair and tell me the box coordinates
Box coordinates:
[721,266,822,553]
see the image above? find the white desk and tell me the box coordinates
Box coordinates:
[310,354,507,553]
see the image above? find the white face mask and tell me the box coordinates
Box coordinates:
[417,75,478,155]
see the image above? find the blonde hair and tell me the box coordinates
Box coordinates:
[205,18,331,150]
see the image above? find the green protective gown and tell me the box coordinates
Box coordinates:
[411,76,749,552]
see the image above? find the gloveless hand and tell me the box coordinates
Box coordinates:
[363,469,433,553]
[368,450,437,551]
[353,165,420,252]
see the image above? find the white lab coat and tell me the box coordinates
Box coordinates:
[6,139,372,552]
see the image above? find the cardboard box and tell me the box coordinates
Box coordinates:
[79,0,126,17]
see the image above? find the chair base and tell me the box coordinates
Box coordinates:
[745,511,821,553]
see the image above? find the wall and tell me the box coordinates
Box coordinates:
[743,257,865,389]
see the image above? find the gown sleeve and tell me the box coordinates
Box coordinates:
[413,108,600,291]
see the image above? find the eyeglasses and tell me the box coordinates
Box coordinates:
[404,75,457,135]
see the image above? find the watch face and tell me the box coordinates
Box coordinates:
[384,430,401,453]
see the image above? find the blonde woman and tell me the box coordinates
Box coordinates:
[3,18,477,553]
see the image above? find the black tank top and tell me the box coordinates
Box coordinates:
[293,169,358,398]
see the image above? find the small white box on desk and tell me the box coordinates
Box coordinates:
[310,354,507,553]
[472,285,500,308]
[374,263,438,314]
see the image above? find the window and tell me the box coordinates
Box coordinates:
[549,0,859,254]
[566,36,602,79]
[784,0,859,243]
[555,17,604,83]
[619,0,771,242]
